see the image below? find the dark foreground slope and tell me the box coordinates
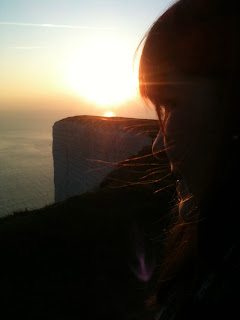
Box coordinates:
[0,147,175,320]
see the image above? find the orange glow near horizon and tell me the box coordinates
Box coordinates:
[65,38,138,106]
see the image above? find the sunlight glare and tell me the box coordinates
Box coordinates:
[65,38,138,106]
[104,111,115,117]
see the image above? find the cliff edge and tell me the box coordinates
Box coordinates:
[52,115,159,202]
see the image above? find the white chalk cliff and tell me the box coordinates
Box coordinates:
[52,115,158,202]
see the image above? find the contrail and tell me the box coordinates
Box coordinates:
[0,21,112,30]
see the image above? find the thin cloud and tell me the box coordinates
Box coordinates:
[9,46,48,49]
[0,21,112,30]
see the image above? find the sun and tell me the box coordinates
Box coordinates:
[65,38,138,106]
[104,111,115,117]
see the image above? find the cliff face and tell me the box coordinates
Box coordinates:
[52,115,159,202]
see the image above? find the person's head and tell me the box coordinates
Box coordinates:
[138,0,240,310]
[138,0,240,220]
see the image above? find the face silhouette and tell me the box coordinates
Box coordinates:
[152,74,226,217]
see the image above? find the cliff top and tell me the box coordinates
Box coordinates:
[54,115,159,138]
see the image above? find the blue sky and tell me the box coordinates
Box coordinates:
[0,0,176,119]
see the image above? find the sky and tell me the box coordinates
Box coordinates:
[0,0,176,120]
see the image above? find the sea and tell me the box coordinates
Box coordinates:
[0,112,58,218]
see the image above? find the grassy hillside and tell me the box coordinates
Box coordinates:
[0,146,176,319]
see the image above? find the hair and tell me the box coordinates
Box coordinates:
[138,0,240,315]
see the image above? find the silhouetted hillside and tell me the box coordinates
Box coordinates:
[0,146,175,319]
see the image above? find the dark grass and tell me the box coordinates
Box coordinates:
[0,147,175,319]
